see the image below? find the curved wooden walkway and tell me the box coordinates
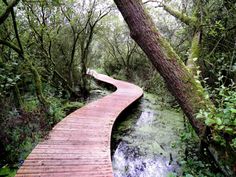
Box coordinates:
[16,70,143,177]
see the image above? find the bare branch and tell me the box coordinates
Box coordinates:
[0,0,20,25]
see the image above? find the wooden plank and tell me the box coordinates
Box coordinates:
[16,69,143,177]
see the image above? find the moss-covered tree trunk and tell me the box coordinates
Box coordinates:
[25,56,49,109]
[13,84,24,109]
[6,2,49,109]
[163,4,201,76]
[187,31,201,75]
[114,0,209,136]
[113,1,235,175]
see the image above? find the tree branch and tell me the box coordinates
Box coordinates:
[0,39,22,54]
[0,0,20,25]
[163,4,198,27]
[9,3,24,53]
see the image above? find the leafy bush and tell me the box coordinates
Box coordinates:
[62,101,84,115]
[0,165,16,177]
[0,61,21,98]
[197,80,236,149]
[0,91,84,168]
[0,107,48,165]
[168,117,224,177]
[23,98,38,112]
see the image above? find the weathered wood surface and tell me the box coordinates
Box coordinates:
[16,70,143,177]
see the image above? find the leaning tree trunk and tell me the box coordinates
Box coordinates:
[113,0,210,137]
[113,0,235,175]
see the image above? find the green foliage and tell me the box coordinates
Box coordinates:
[0,61,21,98]
[0,0,235,175]
[0,106,47,165]
[48,97,66,124]
[0,91,83,168]
[23,98,38,112]
[197,79,236,148]
[49,98,84,123]
[180,158,225,177]
[167,172,178,177]
[0,0,106,171]
[62,101,84,114]
[201,0,236,86]
[0,166,16,177]
[207,20,225,38]
[175,117,225,177]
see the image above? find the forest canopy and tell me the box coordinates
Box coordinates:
[0,0,235,176]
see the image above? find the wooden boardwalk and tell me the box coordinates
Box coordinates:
[16,70,143,177]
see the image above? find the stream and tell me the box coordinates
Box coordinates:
[112,93,185,177]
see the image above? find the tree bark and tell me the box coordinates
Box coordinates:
[113,1,235,175]
[113,0,210,137]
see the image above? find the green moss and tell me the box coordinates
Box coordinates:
[159,37,182,61]
[163,5,198,27]
[185,76,213,111]
[158,35,211,112]
[144,6,181,62]
[187,32,201,76]
[25,55,49,108]
[189,33,200,60]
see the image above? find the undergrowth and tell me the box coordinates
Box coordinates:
[168,116,225,177]
[0,94,84,175]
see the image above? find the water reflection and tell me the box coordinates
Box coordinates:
[112,94,184,177]
[113,142,179,177]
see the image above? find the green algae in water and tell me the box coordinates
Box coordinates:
[112,93,185,177]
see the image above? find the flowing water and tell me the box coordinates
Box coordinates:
[112,93,185,177]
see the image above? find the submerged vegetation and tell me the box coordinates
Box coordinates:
[112,93,185,176]
[112,93,225,177]
[0,0,235,176]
